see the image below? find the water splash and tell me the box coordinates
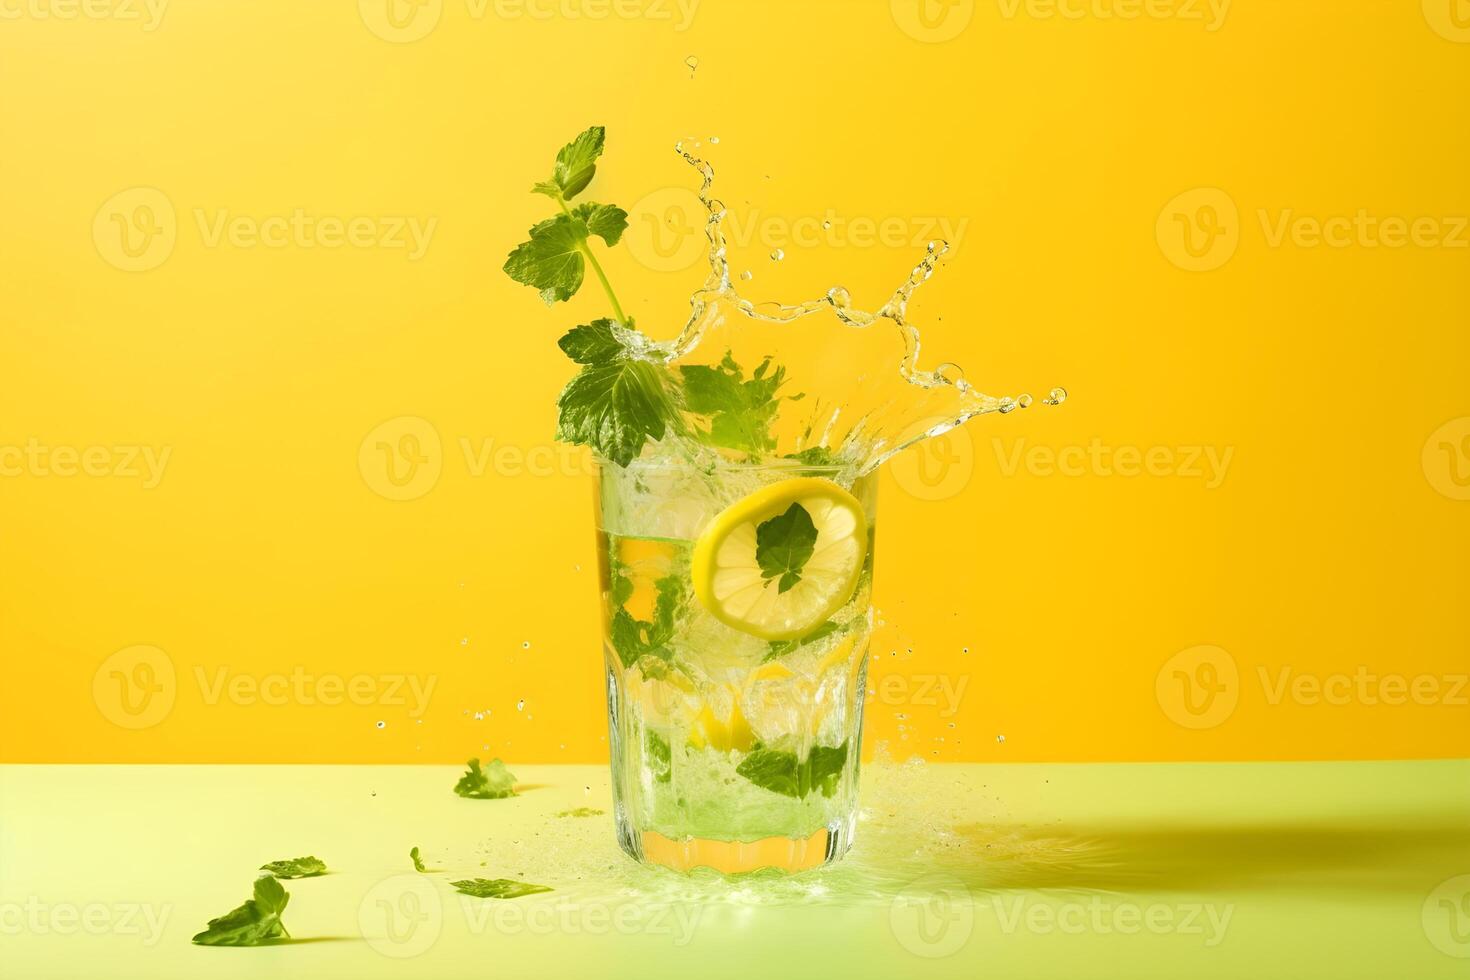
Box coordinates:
[622,142,1065,475]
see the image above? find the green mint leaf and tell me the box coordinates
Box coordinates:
[608,570,685,668]
[558,319,626,365]
[556,343,679,466]
[258,856,326,879]
[409,847,427,873]
[572,202,628,246]
[191,875,291,946]
[503,214,589,305]
[735,748,801,797]
[451,878,554,900]
[784,446,841,467]
[679,353,786,454]
[531,126,605,200]
[736,741,849,798]
[646,730,673,783]
[764,620,841,661]
[454,758,518,799]
[755,503,818,594]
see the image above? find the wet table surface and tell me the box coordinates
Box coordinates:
[2,760,1468,978]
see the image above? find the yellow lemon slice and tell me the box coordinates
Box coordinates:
[692,478,868,641]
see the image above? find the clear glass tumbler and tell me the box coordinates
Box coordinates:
[594,455,877,874]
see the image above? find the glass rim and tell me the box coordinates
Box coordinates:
[592,453,847,475]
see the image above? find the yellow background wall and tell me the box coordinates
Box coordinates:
[2,1,1466,764]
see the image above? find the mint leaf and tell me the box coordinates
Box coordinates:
[784,446,841,467]
[258,856,326,879]
[572,202,628,246]
[559,319,626,365]
[764,620,841,661]
[191,875,291,946]
[409,847,427,873]
[454,758,517,799]
[646,729,673,783]
[556,326,680,466]
[679,353,786,454]
[736,741,849,798]
[755,503,818,593]
[608,573,685,668]
[531,126,605,200]
[503,214,590,305]
[451,878,553,899]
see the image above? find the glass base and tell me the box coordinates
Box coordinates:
[616,813,855,874]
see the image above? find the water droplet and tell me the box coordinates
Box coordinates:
[739,270,753,281]
[517,699,526,711]
[684,55,698,77]
[998,397,1017,415]
[996,734,1006,743]
[376,720,386,729]
[962,647,969,654]
[709,136,720,144]
[827,286,851,307]
[1017,393,1034,409]
[769,248,784,262]
[521,641,530,649]
[822,220,832,230]
[935,362,964,385]
[1044,386,1069,406]
[460,637,468,646]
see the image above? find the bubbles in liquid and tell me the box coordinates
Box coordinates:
[769,248,784,262]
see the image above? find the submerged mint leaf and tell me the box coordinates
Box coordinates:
[679,353,786,454]
[451,878,553,900]
[735,749,800,798]
[755,503,818,593]
[191,875,291,946]
[764,620,841,661]
[503,214,590,305]
[531,126,605,200]
[736,741,849,799]
[454,758,518,799]
[259,856,326,879]
[409,847,427,873]
[556,327,680,466]
[608,573,686,668]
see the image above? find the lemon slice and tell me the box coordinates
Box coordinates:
[692,478,868,641]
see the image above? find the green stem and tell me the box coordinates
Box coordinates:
[557,198,627,325]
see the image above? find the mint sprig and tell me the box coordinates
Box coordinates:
[680,353,787,454]
[191,875,291,947]
[453,758,517,799]
[258,856,326,879]
[556,319,681,466]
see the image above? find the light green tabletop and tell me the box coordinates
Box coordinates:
[2,760,1467,978]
